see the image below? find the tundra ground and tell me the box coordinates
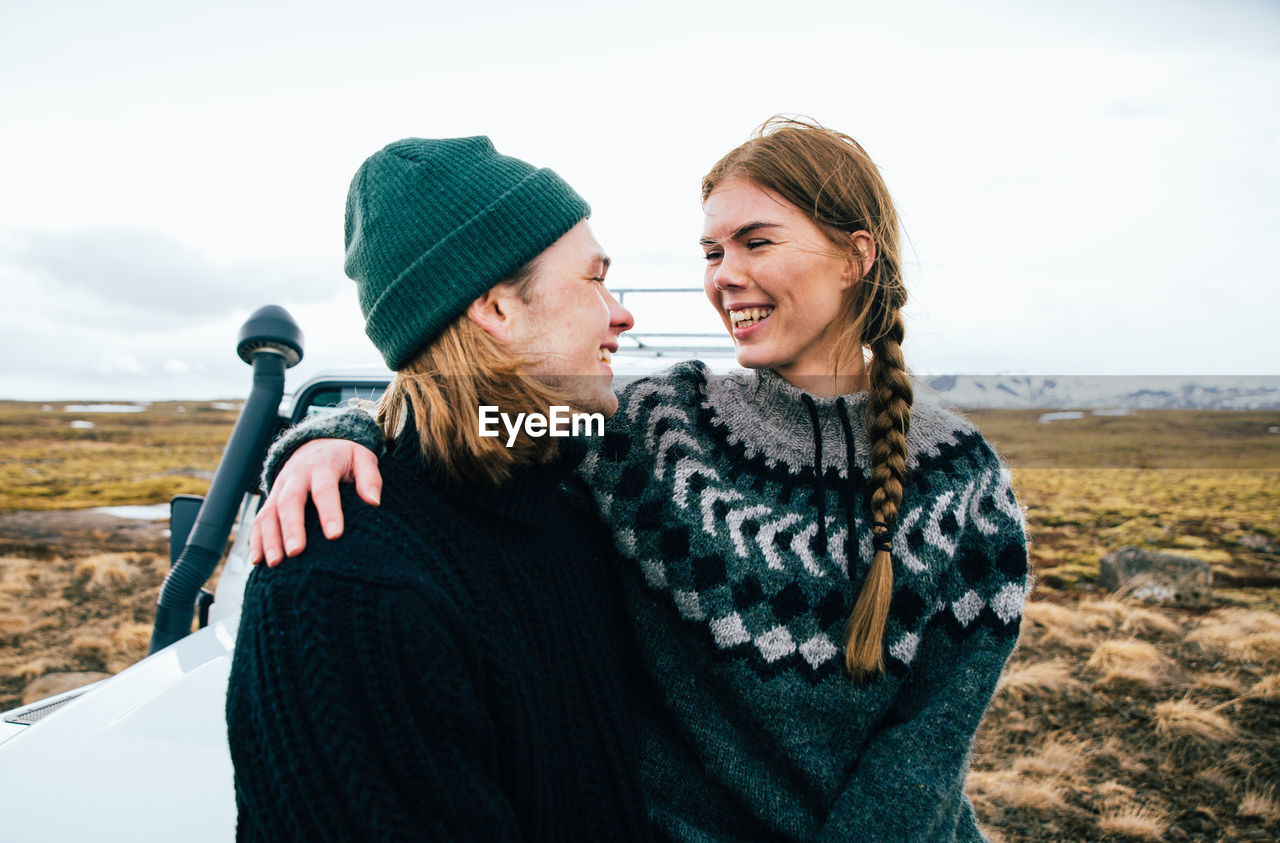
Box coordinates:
[2,400,1277,840]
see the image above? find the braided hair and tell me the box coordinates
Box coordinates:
[702,117,912,680]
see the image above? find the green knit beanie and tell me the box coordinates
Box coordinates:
[344,136,590,369]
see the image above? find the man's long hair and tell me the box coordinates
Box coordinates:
[375,269,571,486]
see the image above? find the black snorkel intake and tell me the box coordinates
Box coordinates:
[148,305,303,655]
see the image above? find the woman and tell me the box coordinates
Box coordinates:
[255,119,1030,841]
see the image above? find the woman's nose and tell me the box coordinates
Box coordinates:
[711,257,747,291]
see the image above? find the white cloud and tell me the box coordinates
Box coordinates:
[88,353,144,375]
[0,0,1275,397]
[5,228,342,324]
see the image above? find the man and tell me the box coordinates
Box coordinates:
[225,136,647,841]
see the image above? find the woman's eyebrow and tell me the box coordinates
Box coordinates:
[699,222,780,247]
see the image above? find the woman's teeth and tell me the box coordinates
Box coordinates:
[730,307,774,328]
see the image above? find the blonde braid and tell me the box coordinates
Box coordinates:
[700,116,912,680]
[844,308,912,679]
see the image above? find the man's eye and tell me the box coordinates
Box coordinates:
[590,276,606,283]
[702,250,723,262]
[746,239,771,249]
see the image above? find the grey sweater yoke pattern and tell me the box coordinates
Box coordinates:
[580,360,1030,682]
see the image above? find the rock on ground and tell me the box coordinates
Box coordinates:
[1099,546,1213,606]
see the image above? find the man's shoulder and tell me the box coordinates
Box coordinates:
[612,360,709,428]
[251,468,467,599]
[618,360,709,398]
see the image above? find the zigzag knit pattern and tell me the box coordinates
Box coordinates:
[579,361,1029,681]
[577,361,1030,840]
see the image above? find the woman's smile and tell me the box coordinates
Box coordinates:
[701,175,857,387]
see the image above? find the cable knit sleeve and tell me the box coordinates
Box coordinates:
[226,531,521,842]
[818,459,1030,842]
[260,405,385,492]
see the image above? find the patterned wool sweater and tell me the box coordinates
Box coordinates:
[585,362,1029,841]
[264,360,1030,842]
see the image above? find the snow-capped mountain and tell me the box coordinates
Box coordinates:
[920,375,1280,410]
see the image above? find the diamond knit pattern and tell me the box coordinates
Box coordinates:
[580,362,1029,682]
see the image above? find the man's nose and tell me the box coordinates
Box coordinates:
[606,289,635,334]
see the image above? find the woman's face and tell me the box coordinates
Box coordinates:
[701,175,863,386]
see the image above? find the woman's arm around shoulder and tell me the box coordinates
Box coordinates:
[251,406,387,565]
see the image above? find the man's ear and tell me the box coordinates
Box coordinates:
[467,286,521,343]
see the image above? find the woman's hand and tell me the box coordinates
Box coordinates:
[249,439,383,566]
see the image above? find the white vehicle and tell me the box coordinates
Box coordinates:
[0,306,390,842]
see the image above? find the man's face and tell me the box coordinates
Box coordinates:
[506,221,634,417]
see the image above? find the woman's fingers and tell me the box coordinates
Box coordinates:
[310,468,345,540]
[254,501,287,567]
[248,441,383,567]
[352,446,383,507]
[275,476,312,558]
[248,511,265,565]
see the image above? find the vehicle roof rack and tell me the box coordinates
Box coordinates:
[611,287,735,358]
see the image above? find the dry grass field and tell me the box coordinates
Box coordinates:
[0,400,238,513]
[967,409,1280,840]
[1,399,1278,840]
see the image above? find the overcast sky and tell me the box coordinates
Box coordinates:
[2,0,1276,400]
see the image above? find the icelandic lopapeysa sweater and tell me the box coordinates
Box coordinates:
[582,362,1030,841]
[229,432,649,842]
[263,361,1031,841]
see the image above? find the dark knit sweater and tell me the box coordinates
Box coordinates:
[228,432,649,842]
[264,361,1030,842]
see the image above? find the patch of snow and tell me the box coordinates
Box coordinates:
[90,504,171,520]
[63,404,148,413]
[69,420,95,430]
[1038,411,1085,423]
